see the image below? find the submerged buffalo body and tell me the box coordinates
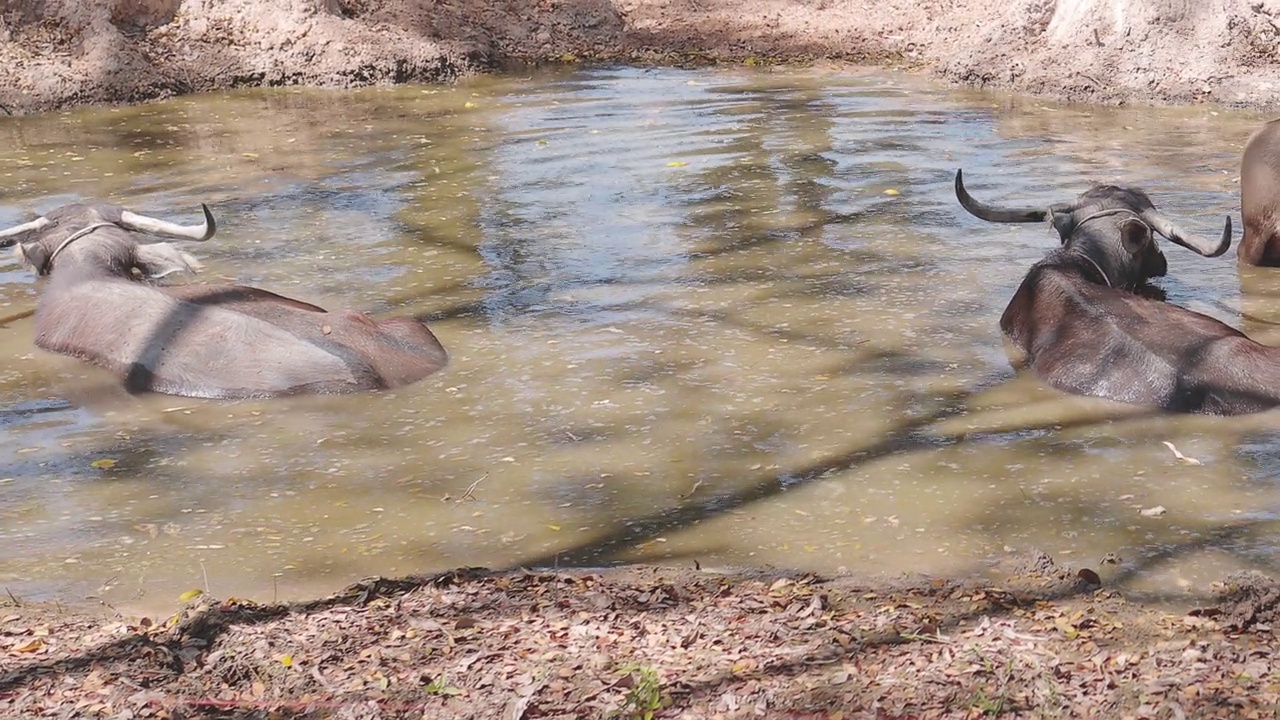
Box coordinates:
[954,170,1280,416]
[1240,118,1280,267]
[4,202,448,399]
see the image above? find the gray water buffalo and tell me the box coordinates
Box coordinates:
[3,201,448,399]
[952,170,1280,416]
[1240,118,1280,266]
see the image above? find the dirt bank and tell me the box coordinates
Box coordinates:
[3,553,1280,718]
[3,0,1280,116]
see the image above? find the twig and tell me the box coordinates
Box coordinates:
[679,479,705,499]
[458,473,489,502]
[199,560,210,595]
[4,587,20,607]
[899,630,952,644]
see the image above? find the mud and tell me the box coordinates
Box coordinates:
[3,0,1280,116]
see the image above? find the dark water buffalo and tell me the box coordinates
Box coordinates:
[953,170,1280,416]
[3,202,448,399]
[1240,118,1280,266]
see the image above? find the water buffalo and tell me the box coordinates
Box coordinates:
[953,170,1280,416]
[1239,118,1280,266]
[3,201,448,399]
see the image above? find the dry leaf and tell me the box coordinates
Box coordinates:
[90,458,118,470]
[11,638,44,653]
[1140,506,1167,517]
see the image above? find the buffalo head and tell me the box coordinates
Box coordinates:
[2,202,215,280]
[954,169,1231,290]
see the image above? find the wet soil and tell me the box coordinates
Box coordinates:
[3,553,1280,718]
[4,1,1280,116]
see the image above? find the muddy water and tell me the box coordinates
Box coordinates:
[0,65,1276,613]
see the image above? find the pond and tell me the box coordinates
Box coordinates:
[0,64,1277,614]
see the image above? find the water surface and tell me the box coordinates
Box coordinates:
[0,65,1276,613]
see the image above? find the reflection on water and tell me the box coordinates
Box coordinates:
[0,65,1276,613]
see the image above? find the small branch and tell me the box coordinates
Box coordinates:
[458,473,489,502]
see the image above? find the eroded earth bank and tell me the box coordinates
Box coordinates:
[5,0,1280,114]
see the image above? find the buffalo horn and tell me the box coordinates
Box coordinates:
[119,203,217,242]
[0,216,50,246]
[1140,209,1232,258]
[954,169,1053,223]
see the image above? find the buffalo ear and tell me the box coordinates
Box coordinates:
[133,242,204,281]
[1119,218,1153,255]
[1050,211,1076,243]
[15,242,49,275]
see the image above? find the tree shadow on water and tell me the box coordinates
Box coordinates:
[501,363,1166,572]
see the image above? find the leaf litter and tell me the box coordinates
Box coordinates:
[2,553,1279,718]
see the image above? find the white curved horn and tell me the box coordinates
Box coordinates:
[0,216,50,246]
[119,203,217,241]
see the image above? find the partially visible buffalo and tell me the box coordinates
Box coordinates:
[952,170,1280,416]
[3,201,448,399]
[1240,118,1280,266]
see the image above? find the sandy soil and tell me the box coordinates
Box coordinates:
[3,552,1280,718]
[3,0,1280,115]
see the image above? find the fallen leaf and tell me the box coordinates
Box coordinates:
[884,188,901,196]
[178,589,204,602]
[11,638,44,653]
[667,161,688,167]
[1140,506,1167,517]
[90,458,118,470]
[281,654,294,667]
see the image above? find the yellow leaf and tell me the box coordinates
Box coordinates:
[464,101,477,109]
[90,458,118,470]
[281,654,294,667]
[242,152,259,159]
[884,189,900,196]
[560,53,578,63]
[178,589,204,602]
[667,161,687,167]
[547,524,561,531]
[11,638,44,653]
